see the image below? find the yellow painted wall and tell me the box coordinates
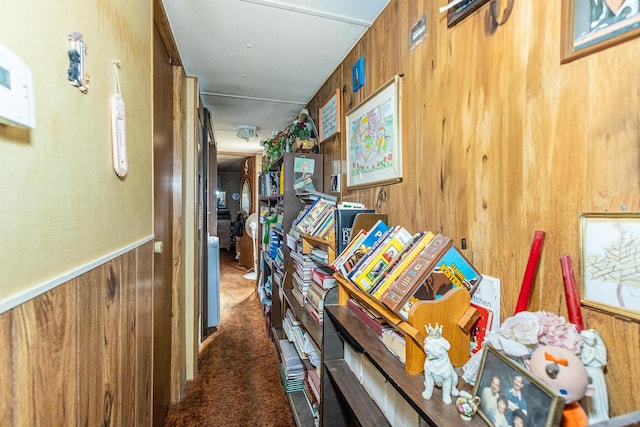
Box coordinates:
[0,0,152,307]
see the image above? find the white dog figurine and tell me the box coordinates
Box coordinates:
[422,323,459,405]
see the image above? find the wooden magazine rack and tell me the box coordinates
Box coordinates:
[333,212,474,374]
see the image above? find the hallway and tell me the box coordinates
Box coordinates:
[163,248,296,426]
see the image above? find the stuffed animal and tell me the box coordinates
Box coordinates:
[422,323,459,405]
[529,345,595,427]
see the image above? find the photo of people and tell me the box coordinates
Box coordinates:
[567,0,640,58]
[473,346,564,427]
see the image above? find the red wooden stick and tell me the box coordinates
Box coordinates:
[515,230,545,314]
[560,254,584,331]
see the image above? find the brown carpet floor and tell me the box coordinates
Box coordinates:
[163,248,296,427]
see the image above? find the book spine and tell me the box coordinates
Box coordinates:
[346,299,389,336]
[372,231,435,299]
[380,234,453,312]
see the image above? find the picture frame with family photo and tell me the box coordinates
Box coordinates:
[473,345,565,427]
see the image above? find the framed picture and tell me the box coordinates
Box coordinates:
[345,75,402,190]
[473,345,564,427]
[445,0,491,27]
[319,88,341,143]
[352,57,365,92]
[579,212,640,321]
[561,0,640,63]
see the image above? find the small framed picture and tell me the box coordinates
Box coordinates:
[473,345,565,427]
[352,57,365,92]
[579,212,640,321]
[446,0,491,27]
[561,0,640,63]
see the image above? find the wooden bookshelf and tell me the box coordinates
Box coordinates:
[300,232,336,267]
[322,298,484,427]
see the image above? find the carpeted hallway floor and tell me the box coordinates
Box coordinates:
[163,248,296,426]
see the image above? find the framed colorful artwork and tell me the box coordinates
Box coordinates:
[579,212,640,321]
[474,345,565,427]
[345,75,402,190]
[561,0,640,63]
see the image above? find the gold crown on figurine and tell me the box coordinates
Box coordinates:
[426,323,443,338]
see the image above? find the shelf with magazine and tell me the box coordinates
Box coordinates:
[319,214,488,426]
[277,198,344,427]
[257,152,323,339]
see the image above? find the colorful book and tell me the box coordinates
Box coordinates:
[312,209,335,238]
[331,228,368,273]
[334,208,375,254]
[295,198,331,234]
[344,222,392,279]
[311,267,337,289]
[370,231,436,299]
[469,303,493,355]
[351,226,414,292]
[339,220,389,277]
[346,226,396,281]
[379,233,453,312]
[395,245,483,320]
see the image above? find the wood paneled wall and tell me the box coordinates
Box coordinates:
[0,242,154,426]
[308,0,640,417]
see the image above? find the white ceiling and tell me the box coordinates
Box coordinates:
[162,0,390,169]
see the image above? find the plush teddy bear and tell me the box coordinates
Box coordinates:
[529,345,595,427]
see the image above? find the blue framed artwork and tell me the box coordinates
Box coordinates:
[352,57,365,92]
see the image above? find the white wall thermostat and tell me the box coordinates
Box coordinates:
[0,43,36,129]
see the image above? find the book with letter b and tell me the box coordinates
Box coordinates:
[334,209,375,254]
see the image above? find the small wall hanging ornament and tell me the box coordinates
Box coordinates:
[67,32,89,93]
[110,60,128,177]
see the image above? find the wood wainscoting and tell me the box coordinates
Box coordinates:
[0,240,154,426]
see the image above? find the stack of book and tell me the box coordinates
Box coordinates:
[290,251,318,306]
[381,329,406,363]
[294,197,336,237]
[279,339,305,393]
[305,280,327,324]
[309,247,329,265]
[282,309,302,345]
